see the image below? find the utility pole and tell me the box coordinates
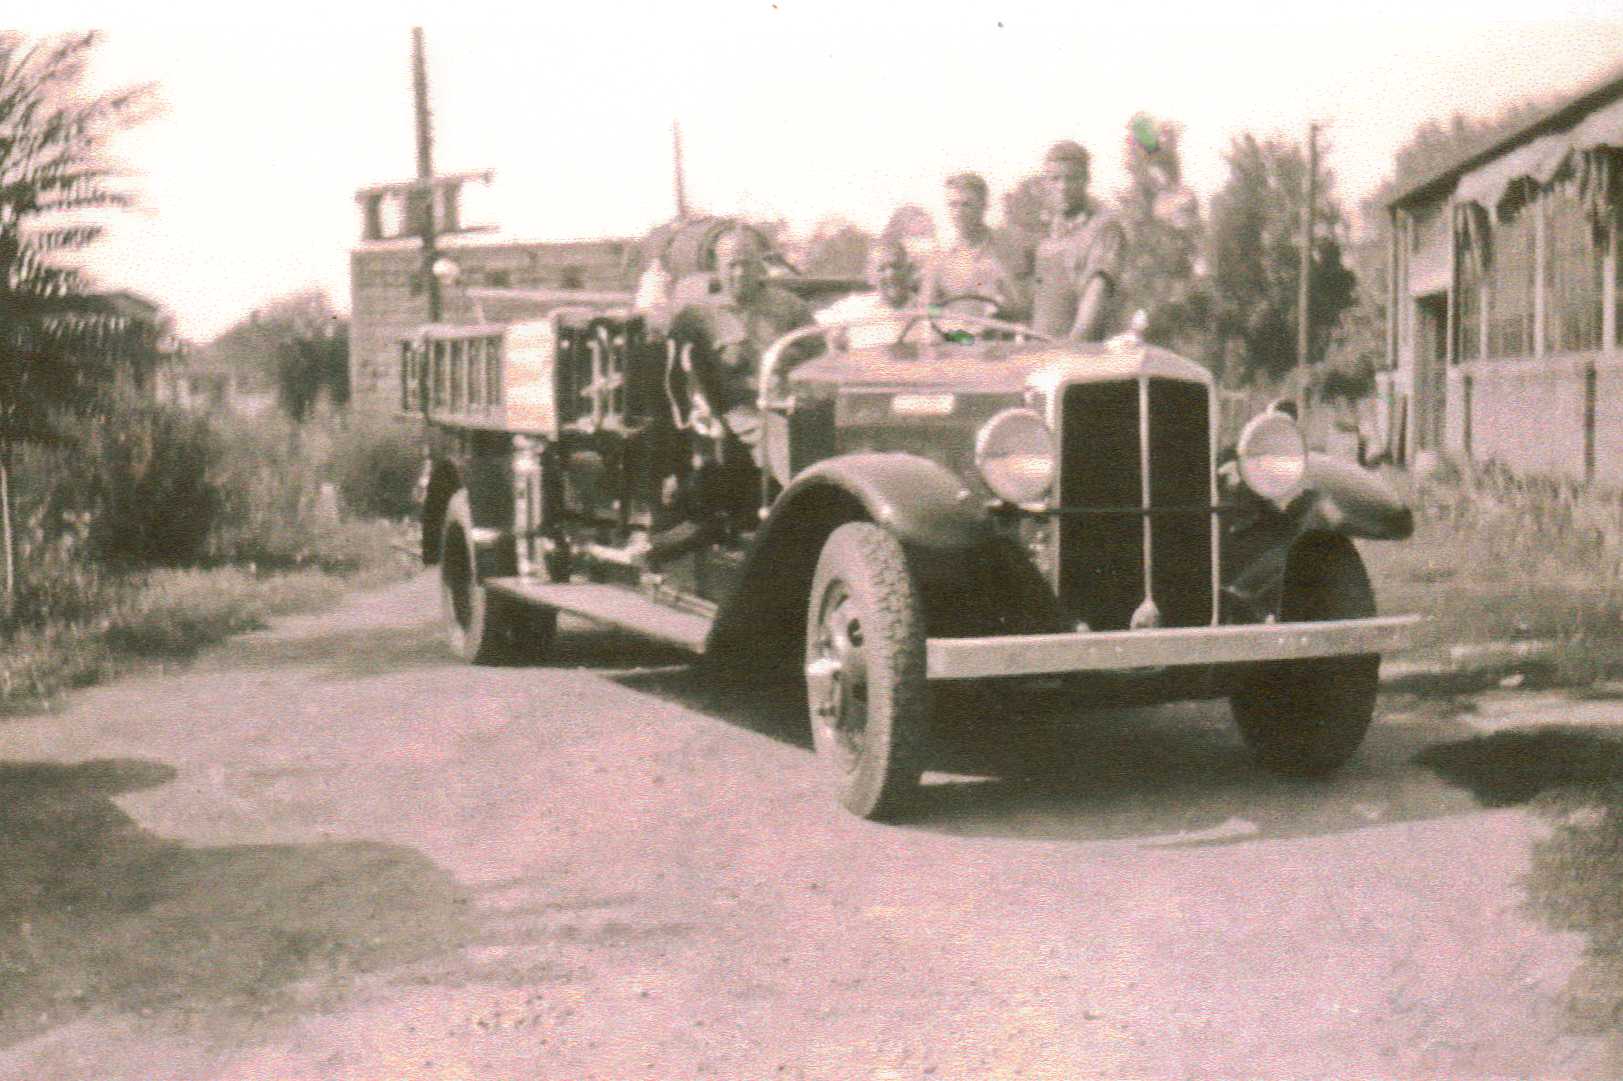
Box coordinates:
[672,119,689,220]
[1297,121,1319,425]
[411,27,442,323]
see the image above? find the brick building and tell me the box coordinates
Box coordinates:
[348,176,634,413]
[1387,69,1623,485]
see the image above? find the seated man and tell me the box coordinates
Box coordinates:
[815,236,923,349]
[655,227,816,554]
[669,225,815,447]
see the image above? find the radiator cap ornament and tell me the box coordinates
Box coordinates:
[1106,310,1149,352]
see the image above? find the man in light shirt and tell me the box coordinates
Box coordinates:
[815,236,923,350]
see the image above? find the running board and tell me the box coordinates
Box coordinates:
[483,579,712,654]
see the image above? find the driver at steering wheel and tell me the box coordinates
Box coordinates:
[921,171,1031,322]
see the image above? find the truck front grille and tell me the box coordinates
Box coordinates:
[1057,378,1213,631]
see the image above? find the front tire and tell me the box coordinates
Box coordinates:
[804,522,929,820]
[1230,536,1380,776]
[440,493,557,665]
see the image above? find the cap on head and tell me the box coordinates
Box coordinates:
[1044,140,1091,174]
[943,171,989,202]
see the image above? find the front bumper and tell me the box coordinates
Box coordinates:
[925,615,1422,681]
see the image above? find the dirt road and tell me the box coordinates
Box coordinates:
[2,572,1621,1080]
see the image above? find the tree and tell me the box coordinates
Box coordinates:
[204,289,350,422]
[1206,132,1356,384]
[801,217,874,278]
[1115,113,1212,358]
[0,33,150,616]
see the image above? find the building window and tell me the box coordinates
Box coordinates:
[1457,224,1482,362]
[1486,199,1535,358]
[1544,174,1604,354]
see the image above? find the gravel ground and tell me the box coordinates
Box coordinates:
[1,571,1620,1080]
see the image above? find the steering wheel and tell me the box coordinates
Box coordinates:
[896,294,1004,344]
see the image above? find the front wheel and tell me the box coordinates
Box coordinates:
[1230,537,1380,776]
[804,522,929,820]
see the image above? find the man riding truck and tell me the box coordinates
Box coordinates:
[922,171,1031,322]
[654,227,817,560]
[669,225,815,447]
[815,235,923,349]
[1031,141,1128,341]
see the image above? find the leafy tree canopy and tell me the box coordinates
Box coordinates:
[203,289,349,422]
[1206,132,1356,384]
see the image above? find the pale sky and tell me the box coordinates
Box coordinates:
[25,1,1623,340]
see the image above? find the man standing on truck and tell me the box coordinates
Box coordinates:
[1031,141,1128,341]
[922,172,1031,321]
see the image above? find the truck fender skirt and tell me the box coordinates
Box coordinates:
[1296,454,1414,540]
[777,452,990,551]
[702,453,988,662]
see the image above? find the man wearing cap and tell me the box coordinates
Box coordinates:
[1031,141,1128,340]
[670,226,814,425]
[922,172,1031,321]
[815,236,922,349]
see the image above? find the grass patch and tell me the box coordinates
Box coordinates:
[1363,461,1623,685]
[1,519,416,715]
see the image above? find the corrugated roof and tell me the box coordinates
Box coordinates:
[1389,62,1623,209]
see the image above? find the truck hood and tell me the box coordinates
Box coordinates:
[790,338,1212,396]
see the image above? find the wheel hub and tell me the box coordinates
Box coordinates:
[807,589,867,770]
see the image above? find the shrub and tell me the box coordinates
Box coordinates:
[0,624,114,710]
[2,506,126,636]
[90,403,223,566]
[332,413,421,521]
[207,412,331,570]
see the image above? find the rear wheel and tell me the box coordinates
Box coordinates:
[440,493,557,665]
[1230,537,1379,776]
[804,522,928,819]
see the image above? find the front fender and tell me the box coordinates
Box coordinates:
[703,453,988,667]
[1223,456,1411,621]
[780,452,990,550]
[1294,454,1414,540]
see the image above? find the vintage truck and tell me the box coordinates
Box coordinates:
[402,299,1419,820]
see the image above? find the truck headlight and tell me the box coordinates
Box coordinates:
[1237,410,1307,502]
[975,408,1055,504]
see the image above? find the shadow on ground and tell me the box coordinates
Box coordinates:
[0,758,474,1048]
[610,665,812,750]
[610,659,1502,846]
[200,620,458,682]
[206,614,695,684]
[1416,727,1623,807]
[1419,727,1623,1043]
